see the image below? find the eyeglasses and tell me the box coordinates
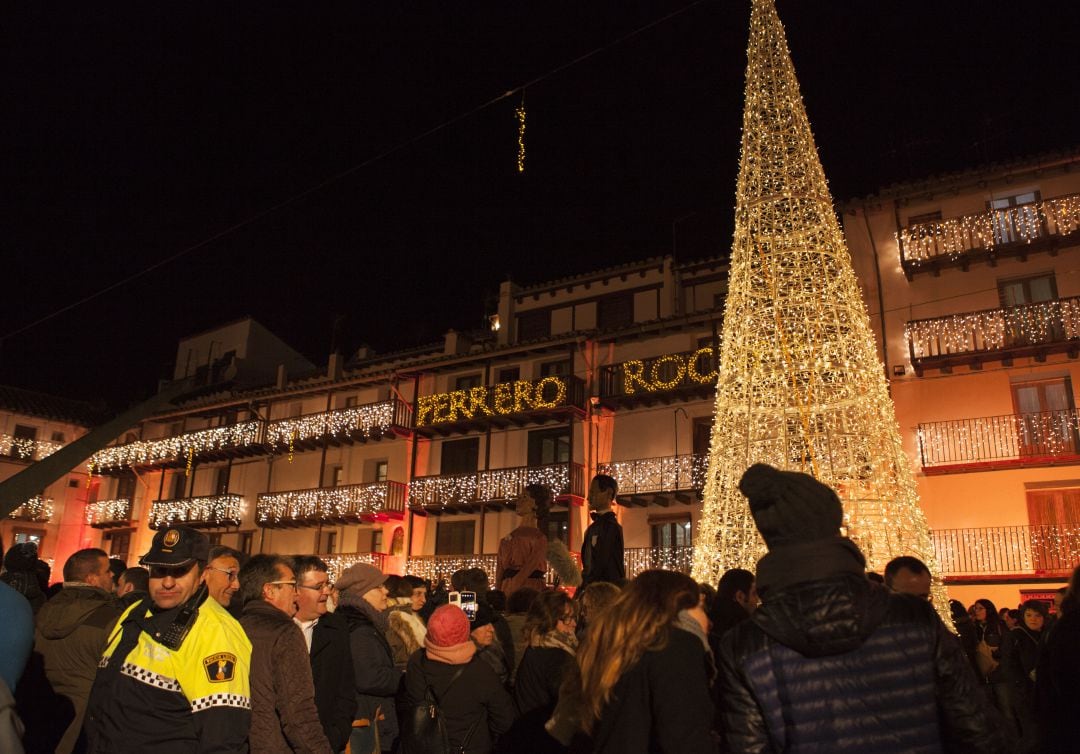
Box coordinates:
[208,567,239,583]
[297,581,331,592]
[268,580,296,590]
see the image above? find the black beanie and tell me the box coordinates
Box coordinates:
[739,463,843,548]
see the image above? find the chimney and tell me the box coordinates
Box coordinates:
[444,329,473,355]
[328,353,343,381]
[276,364,288,389]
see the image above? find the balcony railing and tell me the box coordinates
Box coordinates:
[89,421,264,472]
[1,434,63,462]
[599,347,718,403]
[624,545,694,579]
[9,496,54,523]
[906,295,1080,373]
[406,554,500,587]
[897,192,1080,276]
[257,481,407,527]
[409,462,585,511]
[86,498,132,528]
[918,409,1080,469]
[414,376,587,432]
[266,398,412,449]
[599,454,708,500]
[148,494,245,529]
[319,552,388,585]
[932,524,1080,576]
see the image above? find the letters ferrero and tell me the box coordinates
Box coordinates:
[416,376,568,427]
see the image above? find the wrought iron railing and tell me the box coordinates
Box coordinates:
[599,454,708,495]
[906,295,1080,366]
[257,481,406,527]
[406,554,500,587]
[932,524,1080,575]
[409,462,585,509]
[319,552,389,585]
[89,421,263,472]
[599,347,718,399]
[266,398,412,447]
[85,498,132,528]
[9,496,54,522]
[624,545,694,579]
[897,192,1080,270]
[148,494,245,529]
[918,409,1080,467]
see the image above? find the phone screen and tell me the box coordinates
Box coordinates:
[459,590,477,621]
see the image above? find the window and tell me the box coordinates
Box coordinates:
[692,418,714,456]
[319,530,338,554]
[540,360,570,377]
[544,510,569,546]
[989,191,1040,245]
[51,431,66,443]
[440,438,479,475]
[597,293,634,330]
[239,531,254,555]
[14,530,44,548]
[436,520,476,555]
[650,516,692,547]
[528,428,570,467]
[1026,488,1080,570]
[454,374,483,391]
[999,273,1057,308]
[325,465,344,487]
[13,424,37,443]
[497,366,520,383]
[345,396,359,408]
[207,533,223,546]
[907,210,942,226]
[116,475,136,500]
[171,470,188,499]
[289,402,303,418]
[374,461,389,483]
[371,529,383,553]
[1012,378,1076,455]
[170,422,184,437]
[213,466,230,495]
[104,530,132,562]
[517,309,551,341]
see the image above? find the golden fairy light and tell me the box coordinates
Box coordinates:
[691,0,951,624]
[516,99,527,173]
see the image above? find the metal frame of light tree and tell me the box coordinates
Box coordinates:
[690,0,951,623]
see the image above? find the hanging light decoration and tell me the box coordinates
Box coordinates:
[148,494,245,529]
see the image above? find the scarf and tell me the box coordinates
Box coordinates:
[755,536,866,598]
[675,610,710,653]
[337,588,390,633]
[529,629,578,655]
[424,638,476,665]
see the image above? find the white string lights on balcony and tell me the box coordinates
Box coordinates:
[0,434,63,461]
[897,192,1080,264]
[148,494,245,529]
[931,525,1080,576]
[917,410,1080,467]
[10,496,54,522]
[906,298,1080,360]
[625,546,694,579]
[257,482,399,526]
[85,498,132,526]
[406,554,500,587]
[89,422,262,472]
[322,552,388,586]
[266,401,397,447]
[599,455,707,496]
[409,463,573,508]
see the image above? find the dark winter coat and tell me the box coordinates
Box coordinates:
[513,646,573,717]
[719,574,1004,754]
[310,611,356,752]
[239,600,332,754]
[1036,609,1080,754]
[337,604,403,750]
[1002,625,1044,695]
[580,511,624,587]
[586,626,716,754]
[403,650,516,754]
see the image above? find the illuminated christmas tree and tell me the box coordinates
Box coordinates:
[691,0,950,618]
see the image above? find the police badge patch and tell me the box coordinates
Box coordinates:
[203,653,237,683]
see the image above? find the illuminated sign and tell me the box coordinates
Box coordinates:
[620,346,718,395]
[416,376,569,426]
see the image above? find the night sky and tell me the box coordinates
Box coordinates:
[4,1,1079,410]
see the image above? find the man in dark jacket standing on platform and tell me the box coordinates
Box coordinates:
[239,554,332,754]
[580,474,624,587]
[718,464,1004,754]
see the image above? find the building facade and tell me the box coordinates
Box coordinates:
[844,149,1080,608]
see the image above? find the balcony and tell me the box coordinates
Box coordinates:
[409,462,585,514]
[599,454,707,507]
[256,481,407,528]
[265,398,413,452]
[1,434,63,462]
[897,192,1080,278]
[405,553,574,588]
[932,525,1080,578]
[414,376,587,436]
[89,421,264,473]
[624,545,694,579]
[9,496,54,523]
[148,494,245,529]
[598,347,718,409]
[318,552,389,585]
[906,295,1080,375]
[918,409,1080,473]
[86,498,132,528]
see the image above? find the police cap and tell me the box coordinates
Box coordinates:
[139,525,210,568]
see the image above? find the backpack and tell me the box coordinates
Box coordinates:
[400,658,480,754]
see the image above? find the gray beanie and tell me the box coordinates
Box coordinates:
[739,463,843,548]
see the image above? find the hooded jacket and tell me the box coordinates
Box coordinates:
[32,585,122,753]
[718,573,1004,754]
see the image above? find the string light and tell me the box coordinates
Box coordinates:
[515,96,527,173]
[918,409,1080,466]
[148,494,245,529]
[409,462,577,509]
[85,498,132,527]
[897,193,1080,267]
[907,296,1080,362]
[89,421,262,471]
[0,434,63,461]
[265,400,399,447]
[415,376,570,427]
[611,347,719,396]
[599,454,707,495]
[932,524,1080,575]
[691,0,951,626]
[625,545,694,579]
[257,481,406,527]
[406,554,500,588]
[321,552,388,585]
[10,496,54,522]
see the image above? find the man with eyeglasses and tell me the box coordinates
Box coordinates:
[85,525,252,753]
[293,556,355,753]
[203,545,243,609]
[238,553,332,753]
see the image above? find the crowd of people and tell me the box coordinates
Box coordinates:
[1,465,1078,753]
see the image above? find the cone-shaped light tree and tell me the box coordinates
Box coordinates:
[691,0,950,618]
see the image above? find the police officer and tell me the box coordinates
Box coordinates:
[85,525,252,753]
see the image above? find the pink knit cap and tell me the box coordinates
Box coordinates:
[427,604,471,647]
